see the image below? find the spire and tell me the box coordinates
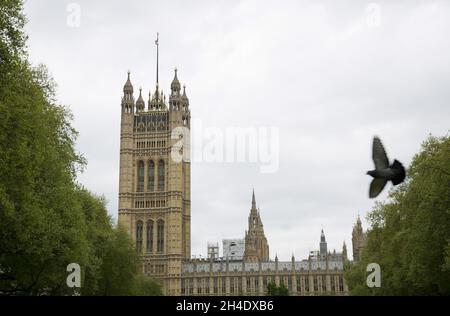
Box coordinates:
[320,228,327,256]
[182,85,189,106]
[123,70,133,93]
[122,70,134,113]
[147,90,152,110]
[342,241,348,260]
[320,229,326,242]
[353,214,363,236]
[171,67,181,94]
[252,188,256,209]
[136,87,145,112]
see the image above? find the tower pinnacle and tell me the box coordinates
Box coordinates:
[251,188,256,210]
[171,67,181,94]
[136,87,145,112]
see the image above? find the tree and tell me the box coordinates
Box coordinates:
[0,0,161,296]
[345,134,450,295]
[267,281,289,296]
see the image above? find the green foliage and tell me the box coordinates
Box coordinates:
[266,281,289,296]
[345,134,450,295]
[0,0,161,296]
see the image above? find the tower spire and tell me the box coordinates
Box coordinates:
[252,188,256,209]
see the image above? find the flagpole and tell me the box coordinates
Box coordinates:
[156,32,159,85]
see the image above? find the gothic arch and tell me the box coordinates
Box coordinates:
[136,220,143,253]
[148,160,155,192]
[157,219,165,253]
[157,159,165,191]
[137,160,144,192]
[146,219,154,254]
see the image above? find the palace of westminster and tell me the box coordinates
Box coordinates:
[117,53,367,296]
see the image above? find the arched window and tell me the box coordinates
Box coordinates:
[137,161,144,192]
[146,220,153,253]
[148,160,155,192]
[158,160,165,191]
[157,219,164,253]
[136,220,143,254]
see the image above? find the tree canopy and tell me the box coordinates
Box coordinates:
[345,134,450,295]
[0,0,161,295]
[267,281,289,296]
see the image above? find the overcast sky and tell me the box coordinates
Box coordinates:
[24,0,450,261]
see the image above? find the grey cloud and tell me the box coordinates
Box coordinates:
[24,0,450,260]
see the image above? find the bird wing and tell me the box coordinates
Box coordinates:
[372,136,389,170]
[369,178,387,198]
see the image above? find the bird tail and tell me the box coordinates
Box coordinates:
[391,159,406,185]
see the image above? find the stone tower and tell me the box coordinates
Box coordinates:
[342,241,348,262]
[118,65,191,295]
[243,190,269,262]
[352,215,366,262]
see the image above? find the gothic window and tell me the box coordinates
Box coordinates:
[136,220,143,254]
[230,278,235,294]
[157,219,164,252]
[204,278,209,294]
[137,161,144,192]
[221,277,226,294]
[146,220,153,253]
[339,276,344,292]
[213,277,218,294]
[331,275,336,292]
[148,160,155,192]
[158,159,165,191]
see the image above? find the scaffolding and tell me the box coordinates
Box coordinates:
[207,242,219,260]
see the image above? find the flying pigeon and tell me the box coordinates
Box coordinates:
[367,136,406,198]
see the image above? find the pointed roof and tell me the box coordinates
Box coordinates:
[123,70,133,93]
[182,85,189,104]
[171,68,181,92]
[136,87,145,110]
[320,229,326,242]
[252,188,256,207]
